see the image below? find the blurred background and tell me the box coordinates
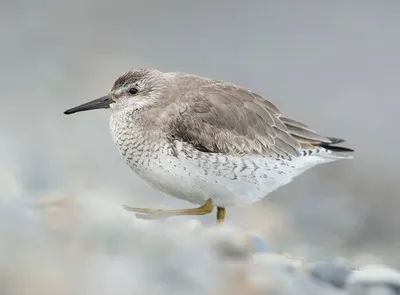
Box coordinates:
[1,0,400,293]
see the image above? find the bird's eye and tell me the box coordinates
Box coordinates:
[128,87,139,95]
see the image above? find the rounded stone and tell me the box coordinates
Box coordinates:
[203,226,252,259]
[347,265,400,295]
[307,257,353,288]
[244,231,274,253]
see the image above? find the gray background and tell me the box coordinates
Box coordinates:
[1,0,399,265]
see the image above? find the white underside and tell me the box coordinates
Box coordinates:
[130,150,343,208]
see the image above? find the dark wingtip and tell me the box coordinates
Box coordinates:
[319,137,355,153]
[322,145,355,152]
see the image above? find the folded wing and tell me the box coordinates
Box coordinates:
[170,82,352,158]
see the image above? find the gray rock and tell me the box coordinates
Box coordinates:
[244,231,274,253]
[307,257,353,288]
[203,226,252,259]
[246,253,341,295]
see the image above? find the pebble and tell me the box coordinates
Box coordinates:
[202,226,252,259]
[244,230,274,253]
[307,257,353,288]
[347,265,400,295]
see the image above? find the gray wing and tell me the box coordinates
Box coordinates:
[170,83,334,158]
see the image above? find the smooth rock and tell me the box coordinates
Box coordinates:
[203,226,252,259]
[347,265,400,295]
[307,257,353,288]
[244,231,274,253]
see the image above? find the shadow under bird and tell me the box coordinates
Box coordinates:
[64,69,354,223]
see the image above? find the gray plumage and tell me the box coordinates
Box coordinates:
[65,68,354,208]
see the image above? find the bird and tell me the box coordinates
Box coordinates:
[64,68,354,224]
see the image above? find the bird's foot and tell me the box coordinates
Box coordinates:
[122,198,214,220]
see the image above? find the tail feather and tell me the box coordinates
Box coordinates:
[318,136,355,153]
[280,116,355,154]
[319,144,355,153]
[326,137,345,145]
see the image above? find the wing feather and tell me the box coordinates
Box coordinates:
[170,81,336,158]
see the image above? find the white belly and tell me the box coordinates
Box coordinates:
[126,144,331,207]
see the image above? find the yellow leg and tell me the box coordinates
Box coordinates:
[122,198,214,220]
[216,207,226,224]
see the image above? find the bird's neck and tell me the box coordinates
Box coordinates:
[109,108,169,148]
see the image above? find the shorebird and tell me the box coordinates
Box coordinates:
[64,69,354,224]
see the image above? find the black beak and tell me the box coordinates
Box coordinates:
[64,95,113,115]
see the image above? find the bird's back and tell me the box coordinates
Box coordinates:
[165,72,353,158]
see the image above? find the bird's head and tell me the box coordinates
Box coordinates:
[64,69,168,115]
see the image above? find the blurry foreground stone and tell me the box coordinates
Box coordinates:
[0,194,399,295]
[308,257,354,288]
[347,265,400,295]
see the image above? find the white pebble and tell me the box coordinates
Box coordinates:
[347,265,400,295]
